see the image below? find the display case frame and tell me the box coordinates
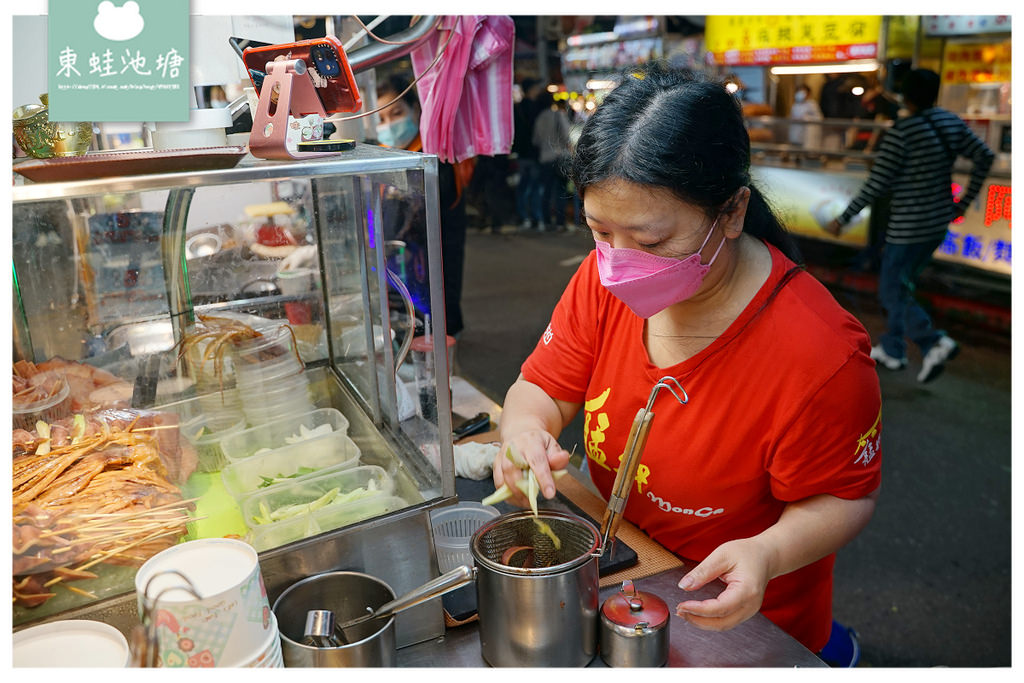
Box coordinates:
[12,144,458,647]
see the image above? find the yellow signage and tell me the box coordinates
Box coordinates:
[706,16,882,65]
[942,41,1012,84]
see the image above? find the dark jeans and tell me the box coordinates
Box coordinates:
[470,154,511,229]
[515,159,542,224]
[538,160,566,226]
[878,235,945,359]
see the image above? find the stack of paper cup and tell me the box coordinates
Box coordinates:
[134,538,279,668]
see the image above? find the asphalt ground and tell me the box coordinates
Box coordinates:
[453,225,1013,667]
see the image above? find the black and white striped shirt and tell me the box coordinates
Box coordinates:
[839,107,995,244]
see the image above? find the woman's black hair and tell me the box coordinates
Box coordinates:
[377,74,420,112]
[569,62,801,263]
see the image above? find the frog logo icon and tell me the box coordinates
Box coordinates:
[93,1,145,41]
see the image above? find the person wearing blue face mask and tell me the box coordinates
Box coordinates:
[377,98,420,149]
[491,63,881,666]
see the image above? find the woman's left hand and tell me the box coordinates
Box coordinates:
[674,538,773,632]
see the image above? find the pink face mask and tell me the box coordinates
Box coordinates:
[594,218,726,318]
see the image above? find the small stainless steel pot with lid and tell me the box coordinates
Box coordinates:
[600,579,670,667]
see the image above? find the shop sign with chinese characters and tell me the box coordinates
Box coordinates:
[705,16,881,66]
[941,41,1011,85]
[938,181,1011,275]
[48,0,189,122]
[924,15,1011,36]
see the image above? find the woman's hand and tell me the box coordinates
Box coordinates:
[823,218,843,237]
[674,537,773,632]
[493,429,571,508]
[674,492,879,633]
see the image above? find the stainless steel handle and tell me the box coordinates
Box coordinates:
[372,564,474,617]
[597,376,688,555]
[335,564,474,635]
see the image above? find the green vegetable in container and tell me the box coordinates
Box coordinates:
[248,479,382,526]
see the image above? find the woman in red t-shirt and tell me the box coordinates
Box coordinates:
[492,64,881,662]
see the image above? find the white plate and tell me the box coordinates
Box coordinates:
[13,620,130,667]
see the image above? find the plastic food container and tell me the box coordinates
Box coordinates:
[241,465,400,551]
[220,432,361,502]
[182,413,248,473]
[12,374,71,431]
[220,408,350,463]
[430,502,500,572]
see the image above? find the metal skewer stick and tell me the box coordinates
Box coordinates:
[599,376,688,556]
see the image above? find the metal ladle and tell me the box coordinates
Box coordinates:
[330,564,474,644]
[598,376,688,556]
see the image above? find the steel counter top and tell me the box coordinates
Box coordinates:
[395,565,826,668]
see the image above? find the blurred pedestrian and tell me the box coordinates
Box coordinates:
[532,90,572,231]
[788,84,822,150]
[513,78,544,230]
[825,68,995,382]
[377,75,473,337]
[468,153,512,233]
[819,73,860,152]
[849,83,901,273]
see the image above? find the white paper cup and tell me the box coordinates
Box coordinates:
[238,612,283,668]
[135,538,272,667]
[14,620,130,667]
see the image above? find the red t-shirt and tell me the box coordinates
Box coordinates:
[521,242,882,652]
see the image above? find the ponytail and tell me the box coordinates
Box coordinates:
[743,185,803,264]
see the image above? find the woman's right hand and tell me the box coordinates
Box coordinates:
[493,429,571,509]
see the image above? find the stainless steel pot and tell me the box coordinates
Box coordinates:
[471,509,602,667]
[467,377,688,667]
[272,567,473,667]
[274,571,397,667]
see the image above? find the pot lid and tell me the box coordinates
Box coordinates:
[601,580,669,629]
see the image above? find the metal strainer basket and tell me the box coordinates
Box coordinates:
[472,510,600,575]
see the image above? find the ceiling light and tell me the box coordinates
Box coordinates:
[770,60,879,76]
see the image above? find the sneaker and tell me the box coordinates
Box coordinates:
[819,620,861,667]
[519,219,532,230]
[537,221,547,232]
[870,345,907,371]
[917,335,960,383]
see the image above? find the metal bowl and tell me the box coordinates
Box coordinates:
[13,95,92,159]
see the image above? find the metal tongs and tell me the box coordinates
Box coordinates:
[129,570,204,668]
[598,376,688,556]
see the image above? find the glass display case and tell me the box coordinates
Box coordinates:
[12,144,457,646]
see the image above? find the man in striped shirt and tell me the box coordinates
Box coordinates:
[825,68,994,383]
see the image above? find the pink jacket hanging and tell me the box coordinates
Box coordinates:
[410,15,515,163]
